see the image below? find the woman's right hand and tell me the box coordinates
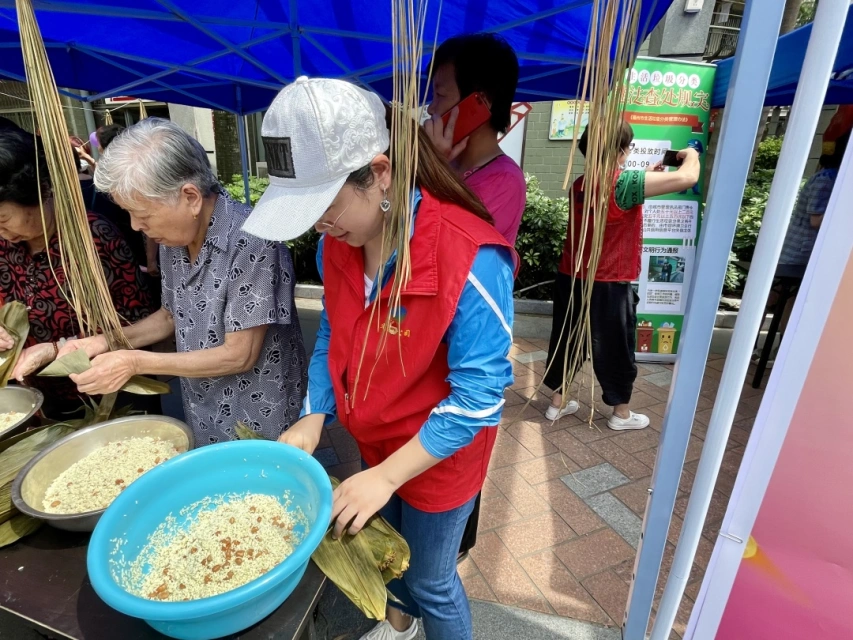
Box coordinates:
[56,335,109,360]
[278,414,325,455]
[423,108,469,162]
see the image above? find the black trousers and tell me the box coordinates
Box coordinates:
[544,273,638,407]
[459,493,480,555]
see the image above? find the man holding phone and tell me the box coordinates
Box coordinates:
[424,33,526,247]
[423,33,525,561]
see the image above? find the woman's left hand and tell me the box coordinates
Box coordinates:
[70,350,140,395]
[330,467,397,538]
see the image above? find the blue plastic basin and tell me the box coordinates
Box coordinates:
[87,440,333,640]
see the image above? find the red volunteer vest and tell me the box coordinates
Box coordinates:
[558,173,643,282]
[323,190,516,512]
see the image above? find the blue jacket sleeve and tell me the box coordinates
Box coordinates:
[300,236,337,424]
[417,245,515,459]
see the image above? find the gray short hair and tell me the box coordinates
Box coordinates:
[94,117,218,207]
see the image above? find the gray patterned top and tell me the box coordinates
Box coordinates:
[160,192,307,444]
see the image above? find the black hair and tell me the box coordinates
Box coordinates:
[819,130,850,169]
[96,124,125,149]
[577,120,635,158]
[0,116,20,132]
[345,106,493,225]
[432,33,519,133]
[0,124,51,206]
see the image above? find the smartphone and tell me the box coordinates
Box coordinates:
[442,92,491,146]
[662,149,683,167]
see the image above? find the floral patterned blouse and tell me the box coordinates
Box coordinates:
[160,193,307,445]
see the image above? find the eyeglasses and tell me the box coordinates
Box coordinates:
[316,189,358,232]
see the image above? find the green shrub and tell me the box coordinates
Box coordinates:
[513,175,569,300]
[223,175,321,283]
[223,174,270,206]
[753,136,783,171]
[725,137,784,291]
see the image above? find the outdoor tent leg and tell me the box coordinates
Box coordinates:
[621,1,786,638]
[237,114,251,205]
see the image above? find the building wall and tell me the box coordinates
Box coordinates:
[521,101,586,200]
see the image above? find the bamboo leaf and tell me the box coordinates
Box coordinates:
[122,376,171,395]
[235,421,263,440]
[0,424,74,487]
[38,352,169,395]
[38,350,91,377]
[0,513,42,548]
[310,475,409,619]
[0,482,17,526]
[0,302,30,387]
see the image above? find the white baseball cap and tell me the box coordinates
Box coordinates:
[242,77,390,242]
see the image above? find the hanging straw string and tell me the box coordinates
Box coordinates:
[16,0,129,350]
[350,0,438,405]
[528,0,642,425]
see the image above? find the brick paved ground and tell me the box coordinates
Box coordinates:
[318,337,763,638]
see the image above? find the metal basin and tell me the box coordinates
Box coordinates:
[11,415,194,532]
[0,386,44,441]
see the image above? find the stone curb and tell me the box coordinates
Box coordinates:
[296,284,768,329]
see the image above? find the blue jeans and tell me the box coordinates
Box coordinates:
[380,492,477,640]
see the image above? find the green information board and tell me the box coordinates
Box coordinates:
[623,57,716,360]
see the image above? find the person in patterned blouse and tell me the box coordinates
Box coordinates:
[59,118,307,445]
[0,124,153,417]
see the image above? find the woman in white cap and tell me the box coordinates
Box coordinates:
[243,77,516,640]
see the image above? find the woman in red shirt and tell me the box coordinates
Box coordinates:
[0,124,152,416]
[544,122,699,430]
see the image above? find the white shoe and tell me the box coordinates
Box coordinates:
[608,412,650,431]
[545,400,579,421]
[359,618,419,640]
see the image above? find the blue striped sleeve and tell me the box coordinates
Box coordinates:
[417,245,515,459]
[300,236,337,424]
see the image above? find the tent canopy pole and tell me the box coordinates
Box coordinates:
[651,0,852,636]
[621,0,786,636]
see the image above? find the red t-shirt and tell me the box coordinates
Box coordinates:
[558,173,644,282]
[463,154,526,247]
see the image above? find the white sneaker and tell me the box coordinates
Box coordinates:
[359,618,419,640]
[545,400,580,421]
[607,412,650,431]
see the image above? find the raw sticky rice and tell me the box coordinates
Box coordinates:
[123,492,307,602]
[43,437,179,514]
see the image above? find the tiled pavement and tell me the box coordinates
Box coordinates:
[320,337,763,639]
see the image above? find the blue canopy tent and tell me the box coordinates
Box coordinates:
[712,3,853,108]
[0,0,672,114]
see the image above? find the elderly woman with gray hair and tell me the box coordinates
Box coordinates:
[59,118,307,445]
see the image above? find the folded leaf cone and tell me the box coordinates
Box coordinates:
[38,351,170,395]
[0,302,30,387]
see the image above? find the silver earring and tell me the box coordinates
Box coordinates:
[380,189,391,213]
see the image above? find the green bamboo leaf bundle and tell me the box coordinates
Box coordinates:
[0,424,74,487]
[235,421,263,440]
[0,302,29,387]
[0,482,17,526]
[38,351,170,395]
[310,478,410,621]
[0,514,42,548]
[15,0,129,351]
